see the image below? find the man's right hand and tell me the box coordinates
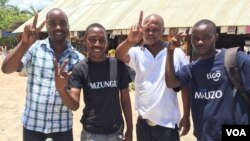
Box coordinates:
[22,13,46,47]
[126,11,144,44]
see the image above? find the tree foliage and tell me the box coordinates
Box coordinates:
[0,0,8,7]
[0,5,31,29]
[0,0,34,47]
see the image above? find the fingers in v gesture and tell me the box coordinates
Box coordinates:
[127,11,154,44]
[53,58,71,92]
[127,11,144,44]
[22,13,46,46]
[168,32,187,50]
[138,10,143,27]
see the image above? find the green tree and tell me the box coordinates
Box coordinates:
[0,0,32,48]
[0,5,30,29]
[0,0,8,7]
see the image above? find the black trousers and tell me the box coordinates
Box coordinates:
[23,127,73,141]
[136,116,180,141]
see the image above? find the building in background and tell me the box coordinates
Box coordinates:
[12,0,250,61]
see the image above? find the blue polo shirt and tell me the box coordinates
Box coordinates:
[176,48,250,141]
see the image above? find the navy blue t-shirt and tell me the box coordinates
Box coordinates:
[176,48,250,141]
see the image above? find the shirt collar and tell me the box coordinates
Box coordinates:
[40,38,74,52]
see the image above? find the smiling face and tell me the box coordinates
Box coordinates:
[191,20,218,60]
[46,9,69,43]
[85,25,108,62]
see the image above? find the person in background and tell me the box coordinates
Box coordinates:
[115,11,190,141]
[1,45,10,60]
[54,23,133,141]
[165,19,250,141]
[1,8,84,141]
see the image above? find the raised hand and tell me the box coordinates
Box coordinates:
[168,32,187,51]
[22,13,46,47]
[127,11,144,44]
[53,58,72,92]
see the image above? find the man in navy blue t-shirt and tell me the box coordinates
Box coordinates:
[165,19,250,141]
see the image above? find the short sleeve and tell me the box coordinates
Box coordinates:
[173,48,189,72]
[67,62,84,89]
[127,46,138,69]
[176,65,192,88]
[21,44,36,67]
[118,60,131,90]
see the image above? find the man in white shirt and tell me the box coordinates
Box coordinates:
[115,11,190,141]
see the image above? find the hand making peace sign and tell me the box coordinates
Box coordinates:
[168,32,187,51]
[127,11,151,44]
[53,58,72,92]
[22,13,46,47]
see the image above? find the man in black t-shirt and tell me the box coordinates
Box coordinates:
[54,23,133,141]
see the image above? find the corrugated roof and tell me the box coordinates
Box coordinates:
[211,0,250,26]
[13,0,250,33]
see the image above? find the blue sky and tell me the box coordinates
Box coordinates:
[7,0,54,11]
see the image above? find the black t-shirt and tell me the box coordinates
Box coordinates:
[68,57,130,134]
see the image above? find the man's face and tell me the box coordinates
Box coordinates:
[85,27,108,62]
[46,10,69,42]
[191,24,217,56]
[142,16,164,46]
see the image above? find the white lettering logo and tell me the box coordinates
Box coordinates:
[194,90,223,99]
[207,70,221,81]
[226,129,246,136]
[89,80,117,89]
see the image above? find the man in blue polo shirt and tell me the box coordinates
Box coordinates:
[165,19,250,141]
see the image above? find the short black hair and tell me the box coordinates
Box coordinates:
[84,23,106,37]
[46,8,68,22]
[193,19,217,34]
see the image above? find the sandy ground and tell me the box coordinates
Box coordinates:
[0,55,196,141]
